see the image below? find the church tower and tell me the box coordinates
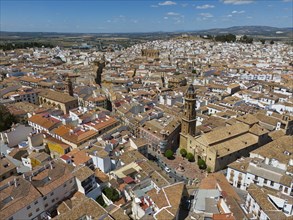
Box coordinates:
[180,84,196,149]
[67,77,74,97]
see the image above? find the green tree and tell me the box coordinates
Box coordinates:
[240,35,253,44]
[260,39,266,44]
[165,149,174,159]
[215,34,236,43]
[192,70,197,74]
[186,153,194,162]
[180,148,187,157]
[197,158,207,170]
[96,195,106,207]
[270,40,274,45]
[103,187,120,202]
[0,105,17,132]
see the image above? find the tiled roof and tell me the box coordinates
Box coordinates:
[0,177,42,219]
[39,89,77,103]
[28,114,61,130]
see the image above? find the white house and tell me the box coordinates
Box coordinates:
[0,124,33,147]
[73,166,101,200]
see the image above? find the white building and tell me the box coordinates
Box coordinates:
[245,184,293,219]
[0,124,33,148]
[73,166,101,200]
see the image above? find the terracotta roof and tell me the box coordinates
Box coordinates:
[28,114,61,130]
[203,123,249,146]
[148,182,185,220]
[39,89,77,103]
[73,166,94,182]
[199,173,240,202]
[251,135,293,164]
[54,197,109,220]
[247,184,288,220]
[44,136,71,150]
[65,149,92,166]
[62,129,98,145]
[31,160,74,196]
[0,177,42,219]
[86,117,118,132]
[236,114,259,126]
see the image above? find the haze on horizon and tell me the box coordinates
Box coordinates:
[1,0,292,33]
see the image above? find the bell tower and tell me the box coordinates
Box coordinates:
[180,84,197,149]
[67,77,74,97]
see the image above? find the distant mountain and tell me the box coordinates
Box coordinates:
[193,26,293,37]
[0,26,292,38]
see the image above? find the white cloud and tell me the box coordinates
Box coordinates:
[173,15,184,24]
[151,5,159,8]
[164,17,169,19]
[283,0,292,2]
[196,4,215,9]
[222,0,254,5]
[159,1,177,6]
[232,10,245,14]
[227,14,233,17]
[167,12,180,16]
[199,13,214,18]
[181,3,188,7]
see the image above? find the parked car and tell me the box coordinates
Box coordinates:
[164,166,171,173]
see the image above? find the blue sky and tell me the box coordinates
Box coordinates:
[1,0,292,33]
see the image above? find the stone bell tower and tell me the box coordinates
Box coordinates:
[179,84,197,149]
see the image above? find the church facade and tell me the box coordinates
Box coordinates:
[179,84,270,172]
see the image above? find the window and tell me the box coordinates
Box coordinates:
[28,213,32,217]
[63,184,67,187]
[27,205,31,210]
[52,199,55,203]
[34,201,38,205]
[36,208,40,212]
[270,181,274,186]
[8,217,13,220]
[264,179,267,184]
[50,192,54,196]
[43,196,47,200]
[45,203,48,208]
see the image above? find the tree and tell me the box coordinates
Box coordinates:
[240,35,253,44]
[186,153,194,162]
[103,187,120,202]
[96,195,106,207]
[0,105,17,132]
[215,34,236,43]
[192,70,197,74]
[180,148,187,157]
[270,40,274,45]
[165,149,174,159]
[260,39,266,44]
[197,158,207,170]
[207,167,212,173]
